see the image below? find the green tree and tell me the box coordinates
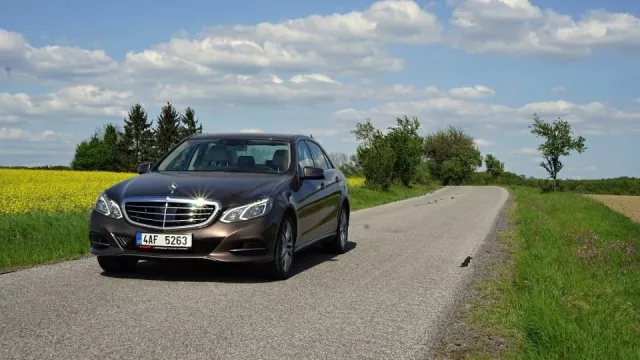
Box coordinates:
[179,106,203,139]
[154,102,183,157]
[529,113,587,190]
[120,104,154,171]
[484,153,505,181]
[423,125,482,185]
[70,133,103,171]
[352,119,395,190]
[70,123,122,171]
[386,115,424,186]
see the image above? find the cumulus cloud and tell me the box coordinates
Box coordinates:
[474,138,494,147]
[123,0,443,78]
[447,0,640,59]
[0,29,118,82]
[149,73,442,106]
[329,95,640,139]
[0,127,79,166]
[449,85,495,99]
[0,85,132,121]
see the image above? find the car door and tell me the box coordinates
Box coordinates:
[291,140,326,246]
[304,140,341,238]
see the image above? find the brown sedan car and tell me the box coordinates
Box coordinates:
[89,133,351,280]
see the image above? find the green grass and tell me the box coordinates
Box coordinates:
[0,182,440,271]
[466,186,640,360]
[0,211,92,271]
[349,182,441,211]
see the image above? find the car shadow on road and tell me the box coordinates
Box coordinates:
[99,241,357,283]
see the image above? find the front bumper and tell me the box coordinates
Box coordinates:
[88,209,281,263]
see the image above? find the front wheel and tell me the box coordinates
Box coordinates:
[97,256,138,273]
[266,216,295,280]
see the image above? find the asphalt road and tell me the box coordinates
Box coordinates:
[0,186,509,360]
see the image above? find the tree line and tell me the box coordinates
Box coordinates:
[68,101,590,194]
[70,102,202,173]
[330,113,587,192]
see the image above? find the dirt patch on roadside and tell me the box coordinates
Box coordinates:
[588,195,640,223]
[431,192,518,360]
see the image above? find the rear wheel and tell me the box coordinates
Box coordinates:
[266,215,295,280]
[324,205,349,254]
[97,256,138,273]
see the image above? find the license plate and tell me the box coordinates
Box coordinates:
[135,232,192,249]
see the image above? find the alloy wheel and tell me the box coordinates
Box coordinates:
[339,209,348,248]
[280,221,294,272]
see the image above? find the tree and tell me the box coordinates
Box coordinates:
[529,113,586,190]
[423,125,482,185]
[386,116,424,186]
[484,153,505,181]
[120,104,154,171]
[352,119,395,190]
[154,102,183,157]
[179,107,203,139]
[70,123,122,171]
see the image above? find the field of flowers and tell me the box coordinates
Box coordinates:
[0,169,137,214]
[0,169,367,215]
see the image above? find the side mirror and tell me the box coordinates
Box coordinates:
[138,162,153,174]
[301,166,325,180]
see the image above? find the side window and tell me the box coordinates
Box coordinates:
[297,141,315,169]
[305,141,330,170]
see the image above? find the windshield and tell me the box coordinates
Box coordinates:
[156,138,292,174]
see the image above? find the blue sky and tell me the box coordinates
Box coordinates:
[1,0,639,179]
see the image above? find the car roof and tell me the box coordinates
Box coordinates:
[189,133,313,142]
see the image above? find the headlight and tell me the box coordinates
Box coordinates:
[220,198,272,223]
[94,192,123,219]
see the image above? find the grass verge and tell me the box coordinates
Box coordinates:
[348,182,441,211]
[0,211,92,271]
[0,182,440,271]
[438,186,640,360]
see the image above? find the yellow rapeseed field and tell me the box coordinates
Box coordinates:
[0,169,136,214]
[0,169,367,215]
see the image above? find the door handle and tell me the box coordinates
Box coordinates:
[335,176,340,182]
[320,182,325,189]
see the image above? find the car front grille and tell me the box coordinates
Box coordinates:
[122,197,221,230]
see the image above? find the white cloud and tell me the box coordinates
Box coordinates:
[149,73,441,106]
[449,85,495,99]
[239,128,264,133]
[0,85,132,121]
[122,0,443,78]
[327,95,640,141]
[551,86,566,92]
[474,138,494,147]
[0,29,118,82]
[447,0,640,59]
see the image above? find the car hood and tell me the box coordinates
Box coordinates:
[109,171,292,208]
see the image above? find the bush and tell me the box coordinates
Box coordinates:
[356,132,396,191]
[424,126,482,185]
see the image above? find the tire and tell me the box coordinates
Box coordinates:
[97,256,138,273]
[266,215,295,280]
[324,205,349,254]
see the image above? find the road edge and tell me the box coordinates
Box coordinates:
[426,186,515,359]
